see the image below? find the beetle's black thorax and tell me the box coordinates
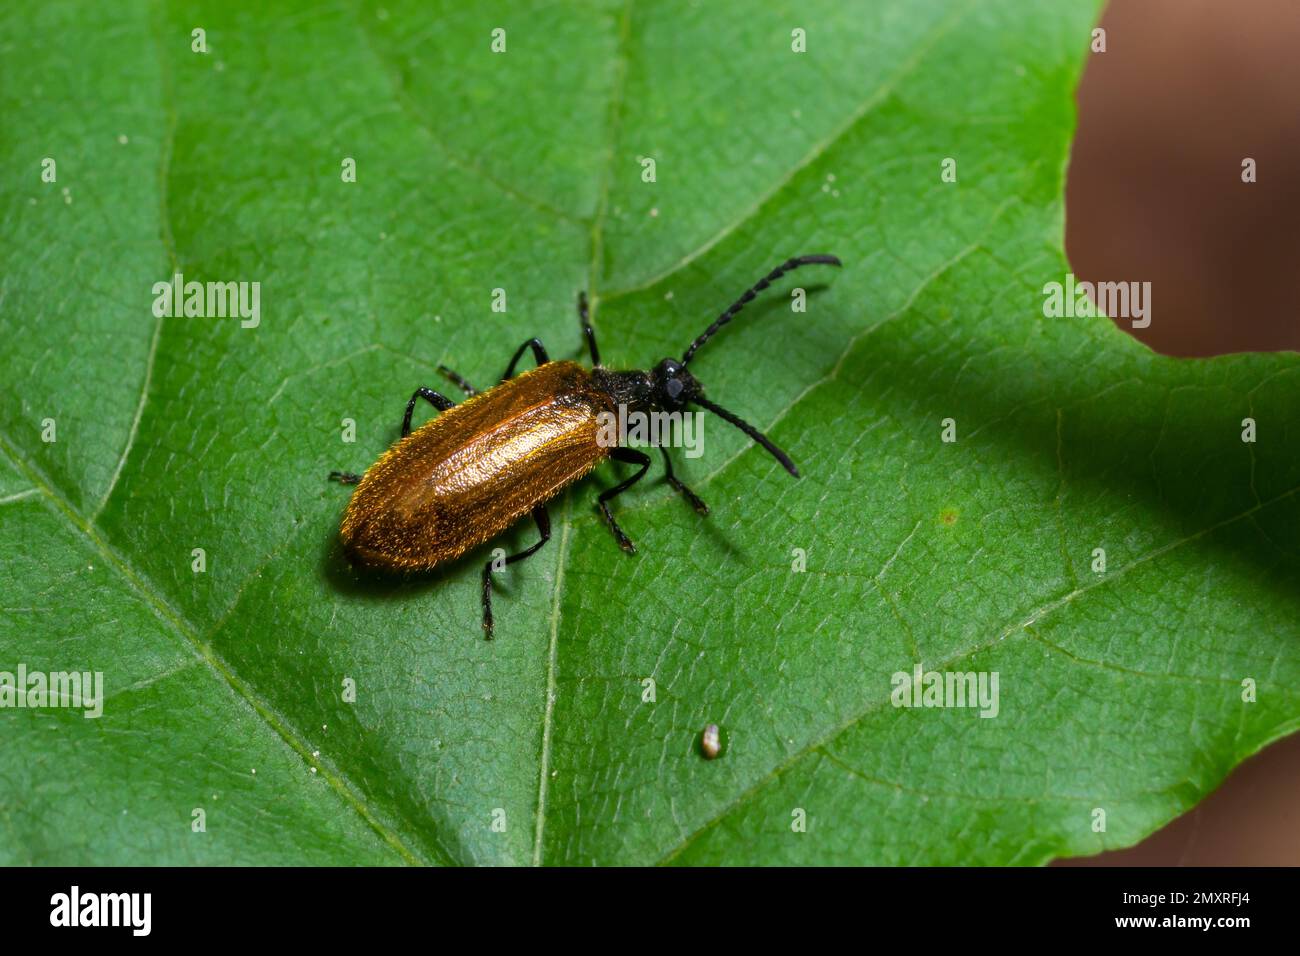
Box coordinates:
[591,368,657,414]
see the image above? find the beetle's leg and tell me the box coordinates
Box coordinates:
[577,292,600,366]
[328,470,363,485]
[481,504,551,639]
[659,447,709,516]
[597,447,651,554]
[501,338,549,381]
[437,364,479,397]
[401,386,456,437]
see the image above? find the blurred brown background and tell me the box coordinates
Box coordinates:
[1060,0,1300,864]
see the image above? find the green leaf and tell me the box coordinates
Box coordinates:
[3,0,1297,866]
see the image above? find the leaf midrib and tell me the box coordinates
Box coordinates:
[531,0,636,868]
[524,0,983,866]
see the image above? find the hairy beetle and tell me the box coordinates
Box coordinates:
[330,254,841,636]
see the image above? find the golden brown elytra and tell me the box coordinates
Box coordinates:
[341,360,612,571]
[330,255,842,637]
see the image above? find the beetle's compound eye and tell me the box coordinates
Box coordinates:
[654,357,698,408]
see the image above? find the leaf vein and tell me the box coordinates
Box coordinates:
[0,433,440,867]
[657,480,1300,864]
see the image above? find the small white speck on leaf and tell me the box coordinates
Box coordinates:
[700,723,722,759]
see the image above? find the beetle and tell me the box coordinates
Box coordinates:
[329,254,841,637]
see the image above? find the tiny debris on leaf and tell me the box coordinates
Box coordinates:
[700,723,722,759]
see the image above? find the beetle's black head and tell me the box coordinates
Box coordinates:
[648,357,799,478]
[594,255,840,480]
[652,357,701,410]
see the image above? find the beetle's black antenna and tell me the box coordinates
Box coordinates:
[691,395,799,478]
[681,254,841,366]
